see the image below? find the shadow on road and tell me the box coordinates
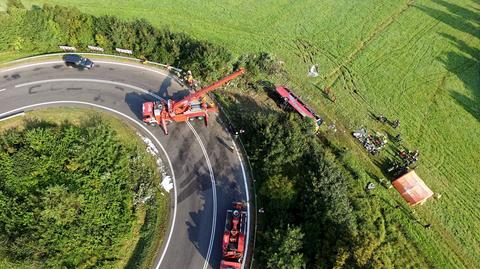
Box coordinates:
[124,92,157,120]
[155,76,189,100]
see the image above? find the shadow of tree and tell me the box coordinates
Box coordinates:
[416,0,480,121]
[155,77,190,100]
[439,33,480,121]
[415,0,479,40]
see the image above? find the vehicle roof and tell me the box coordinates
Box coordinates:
[64,54,82,61]
[276,86,317,119]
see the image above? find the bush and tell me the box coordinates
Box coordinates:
[0,117,158,268]
[234,52,285,89]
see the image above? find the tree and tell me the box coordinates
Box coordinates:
[260,225,305,269]
[259,174,296,211]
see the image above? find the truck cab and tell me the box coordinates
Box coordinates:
[142,101,163,125]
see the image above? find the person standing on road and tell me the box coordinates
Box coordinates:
[185,70,194,88]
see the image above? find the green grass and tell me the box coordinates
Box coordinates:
[0,108,169,269]
[2,0,479,267]
[0,51,32,62]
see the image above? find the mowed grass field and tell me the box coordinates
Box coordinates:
[5,0,480,267]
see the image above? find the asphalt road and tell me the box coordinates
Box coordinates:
[0,57,251,269]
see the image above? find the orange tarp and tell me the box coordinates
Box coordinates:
[392,170,433,206]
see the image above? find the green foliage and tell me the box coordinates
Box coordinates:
[0,3,232,81]
[234,52,284,89]
[0,117,158,268]
[260,226,305,269]
[239,110,360,267]
[6,0,24,9]
[259,174,295,211]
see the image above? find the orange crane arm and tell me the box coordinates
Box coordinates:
[172,68,245,110]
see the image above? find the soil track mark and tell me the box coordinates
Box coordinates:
[327,0,415,85]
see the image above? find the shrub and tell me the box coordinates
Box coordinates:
[0,117,158,268]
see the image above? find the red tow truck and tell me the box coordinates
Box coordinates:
[220,202,247,269]
[142,68,245,134]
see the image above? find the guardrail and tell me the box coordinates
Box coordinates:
[1,51,183,74]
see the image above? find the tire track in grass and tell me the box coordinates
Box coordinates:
[411,77,480,267]
[418,203,479,268]
[327,0,415,85]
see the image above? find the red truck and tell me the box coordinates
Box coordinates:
[220,202,247,269]
[142,69,244,135]
[275,86,323,127]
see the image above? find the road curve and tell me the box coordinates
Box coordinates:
[0,57,251,269]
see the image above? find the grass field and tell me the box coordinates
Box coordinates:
[3,0,479,267]
[0,108,169,269]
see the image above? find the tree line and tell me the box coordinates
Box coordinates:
[1,0,231,82]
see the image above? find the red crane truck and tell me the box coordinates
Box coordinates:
[142,68,245,134]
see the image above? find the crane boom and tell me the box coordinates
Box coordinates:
[142,68,244,135]
[173,68,245,111]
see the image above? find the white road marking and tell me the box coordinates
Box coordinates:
[1,58,246,269]
[2,52,182,72]
[0,100,178,269]
[0,88,6,92]
[14,78,165,101]
[0,61,63,73]
[187,122,217,269]
[231,141,250,269]
[0,112,25,121]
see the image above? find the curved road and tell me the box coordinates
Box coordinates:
[0,57,251,269]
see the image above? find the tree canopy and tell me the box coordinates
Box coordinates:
[0,117,158,268]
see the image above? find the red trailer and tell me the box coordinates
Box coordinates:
[275,86,323,127]
[220,202,247,269]
[142,68,245,134]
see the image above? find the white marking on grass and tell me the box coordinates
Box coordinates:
[161,176,174,193]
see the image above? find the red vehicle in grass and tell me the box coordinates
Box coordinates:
[220,202,247,269]
[275,86,323,127]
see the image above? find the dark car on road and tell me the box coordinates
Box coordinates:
[63,54,94,69]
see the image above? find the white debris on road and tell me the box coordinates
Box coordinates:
[161,176,173,193]
[137,132,173,193]
[140,135,159,156]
